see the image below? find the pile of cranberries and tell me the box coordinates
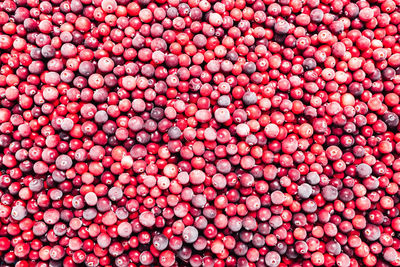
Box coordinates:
[0,0,400,266]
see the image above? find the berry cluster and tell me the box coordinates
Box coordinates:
[0,0,400,266]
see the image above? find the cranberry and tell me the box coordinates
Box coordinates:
[0,0,399,265]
